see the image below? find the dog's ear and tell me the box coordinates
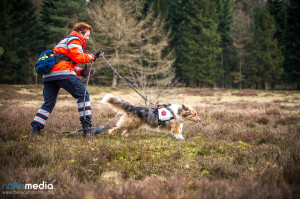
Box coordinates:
[178,107,184,114]
[182,104,188,110]
[179,105,189,116]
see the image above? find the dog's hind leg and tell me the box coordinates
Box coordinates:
[108,114,128,135]
[109,114,141,137]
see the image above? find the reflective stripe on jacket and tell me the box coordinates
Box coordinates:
[43,31,95,82]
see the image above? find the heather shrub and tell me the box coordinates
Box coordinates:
[0,86,299,198]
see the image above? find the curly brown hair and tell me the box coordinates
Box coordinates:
[73,22,92,34]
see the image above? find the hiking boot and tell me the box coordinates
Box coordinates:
[81,120,105,137]
[30,126,41,135]
[82,120,93,137]
[95,126,105,134]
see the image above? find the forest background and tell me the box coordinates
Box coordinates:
[0,0,299,90]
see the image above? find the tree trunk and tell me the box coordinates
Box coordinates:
[239,59,242,89]
[213,80,217,89]
[271,82,275,90]
[112,47,119,88]
[221,51,224,88]
[112,73,117,87]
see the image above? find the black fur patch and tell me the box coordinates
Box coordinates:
[129,106,159,126]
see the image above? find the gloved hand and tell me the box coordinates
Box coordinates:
[81,64,95,78]
[93,50,103,61]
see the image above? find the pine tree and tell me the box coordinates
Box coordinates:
[231,1,253,89]
[0,0,41,83]
[267,0,287,51]
[0,0,14,83]
[175,0,222,87]
[253,6,284,90]
[145,0,168,19]
[40,0,91,49]
[284,0,300,89]
[216,0,234,88]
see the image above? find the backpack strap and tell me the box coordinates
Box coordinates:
[54,53,75,65]
[55,35,83,50]
[65,35,83,46]
[54,35,83,65]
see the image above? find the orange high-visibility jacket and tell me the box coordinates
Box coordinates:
[43,31,95,82]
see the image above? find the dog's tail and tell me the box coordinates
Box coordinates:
[101,94,133,112]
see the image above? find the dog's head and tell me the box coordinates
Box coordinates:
[178,105,201,123]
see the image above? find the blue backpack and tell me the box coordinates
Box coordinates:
[35,50,55,74]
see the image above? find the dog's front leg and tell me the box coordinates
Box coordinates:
[121,130,129,137]
[108,127,120,135]
[179,123,183,134]
[121,127,138,137]
[171,121,184,140]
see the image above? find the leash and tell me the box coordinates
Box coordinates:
[99,54,178,120]
[99,54,180,124]
[100,53,154,105]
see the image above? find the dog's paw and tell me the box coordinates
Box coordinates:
[174,134,184,140]
[107,129,114,135]
[122,133,129,137]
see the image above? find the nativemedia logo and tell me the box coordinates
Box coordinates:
[2,181,54,195]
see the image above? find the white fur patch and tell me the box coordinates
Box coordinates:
[174,134,184,140]
[179,123,183,134]
[168,104,183,122]
[101,94,115,103]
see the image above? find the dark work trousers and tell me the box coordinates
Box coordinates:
[31,78,92,129]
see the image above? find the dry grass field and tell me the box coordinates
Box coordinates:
[0,85,299,198]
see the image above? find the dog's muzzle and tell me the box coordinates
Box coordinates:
[192,116,201,123]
